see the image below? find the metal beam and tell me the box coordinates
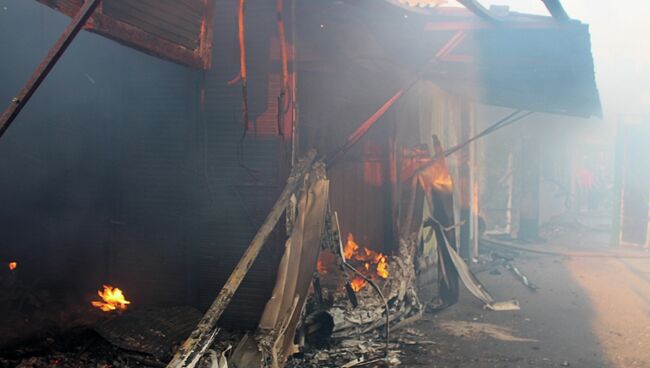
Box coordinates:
[424,20,561,31]
[541,0,570,21]
[0,0,102,139]
[456,0,501,23]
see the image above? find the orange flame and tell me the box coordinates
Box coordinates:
[317,259,327,274]
[8,262,17,271]
[344,234,389,291]
[91,285,131,312]
[350,277,367,292]
[376,255,389,279]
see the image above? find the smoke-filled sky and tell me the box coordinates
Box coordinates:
[474,1,650,122]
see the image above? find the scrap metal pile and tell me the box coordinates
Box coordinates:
[288,229,424,367]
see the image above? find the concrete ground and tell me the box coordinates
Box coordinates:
[400,229,650,368]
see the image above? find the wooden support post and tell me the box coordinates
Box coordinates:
[469,107,480,259]
[611,121,624,247]
[458,102,472,260]
[516,125,540,241]
[0,0,102,139]
[505,152,515,237]
[166,149,318,368]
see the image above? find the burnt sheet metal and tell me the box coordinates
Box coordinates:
[430,213,520,311]
[256,174,330,368]
[36,0,215,69]
[94,306,203,360]
[414,138,518,311]
[301,0,601,118]
[387,0,569,22]
[435,23,602,118]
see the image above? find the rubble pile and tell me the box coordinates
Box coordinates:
[330,235,422,339]
[291,235,424,367]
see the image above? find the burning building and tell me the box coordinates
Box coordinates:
[0,0,600,367]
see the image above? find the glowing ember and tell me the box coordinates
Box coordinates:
[91,285,131,312]
[344,234,389,291]
[317,259,327,274]
[8,262,17,271]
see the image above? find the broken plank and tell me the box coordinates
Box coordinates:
[166,149,318,368]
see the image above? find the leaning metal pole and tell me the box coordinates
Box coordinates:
[0,0,102,139]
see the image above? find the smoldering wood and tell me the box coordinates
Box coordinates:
[333,211,390,358]
[166,149,317,368]
[325,228,421,335]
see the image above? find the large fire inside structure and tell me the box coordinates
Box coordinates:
[1,0,649,367]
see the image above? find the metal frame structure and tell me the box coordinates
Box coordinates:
[456,0,502,22]
[0,0,216,141]
[0,0,571,141]
[0,0,102,139]
[391,0,570,23]
[541,0,570,21]
[457,0,570,22]
[37,0,216,69]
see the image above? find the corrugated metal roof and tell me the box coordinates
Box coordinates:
[298,0,602,118]
[36,0,215,69]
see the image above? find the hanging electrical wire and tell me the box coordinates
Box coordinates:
[410,109,535,179]
[276,0,291,137]
[234,0,261,181]
[238,0,250,132]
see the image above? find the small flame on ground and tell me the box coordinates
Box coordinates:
[91,285,131,312]
[8,262,17,271]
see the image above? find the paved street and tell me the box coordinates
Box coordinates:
[401,238,650,368]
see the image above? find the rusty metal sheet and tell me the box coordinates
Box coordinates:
[94,306,203,360]
[36,0,215,69]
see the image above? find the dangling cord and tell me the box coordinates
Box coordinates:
[276,0,291,137]
[238,0,250,133]
[235,0,260,181]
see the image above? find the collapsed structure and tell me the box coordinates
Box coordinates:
[0,0,601,367]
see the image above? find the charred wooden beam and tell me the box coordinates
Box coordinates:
[166,149,318,368]
[0,0,102,139]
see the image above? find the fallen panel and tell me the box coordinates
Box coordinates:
[94,306,203,360]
